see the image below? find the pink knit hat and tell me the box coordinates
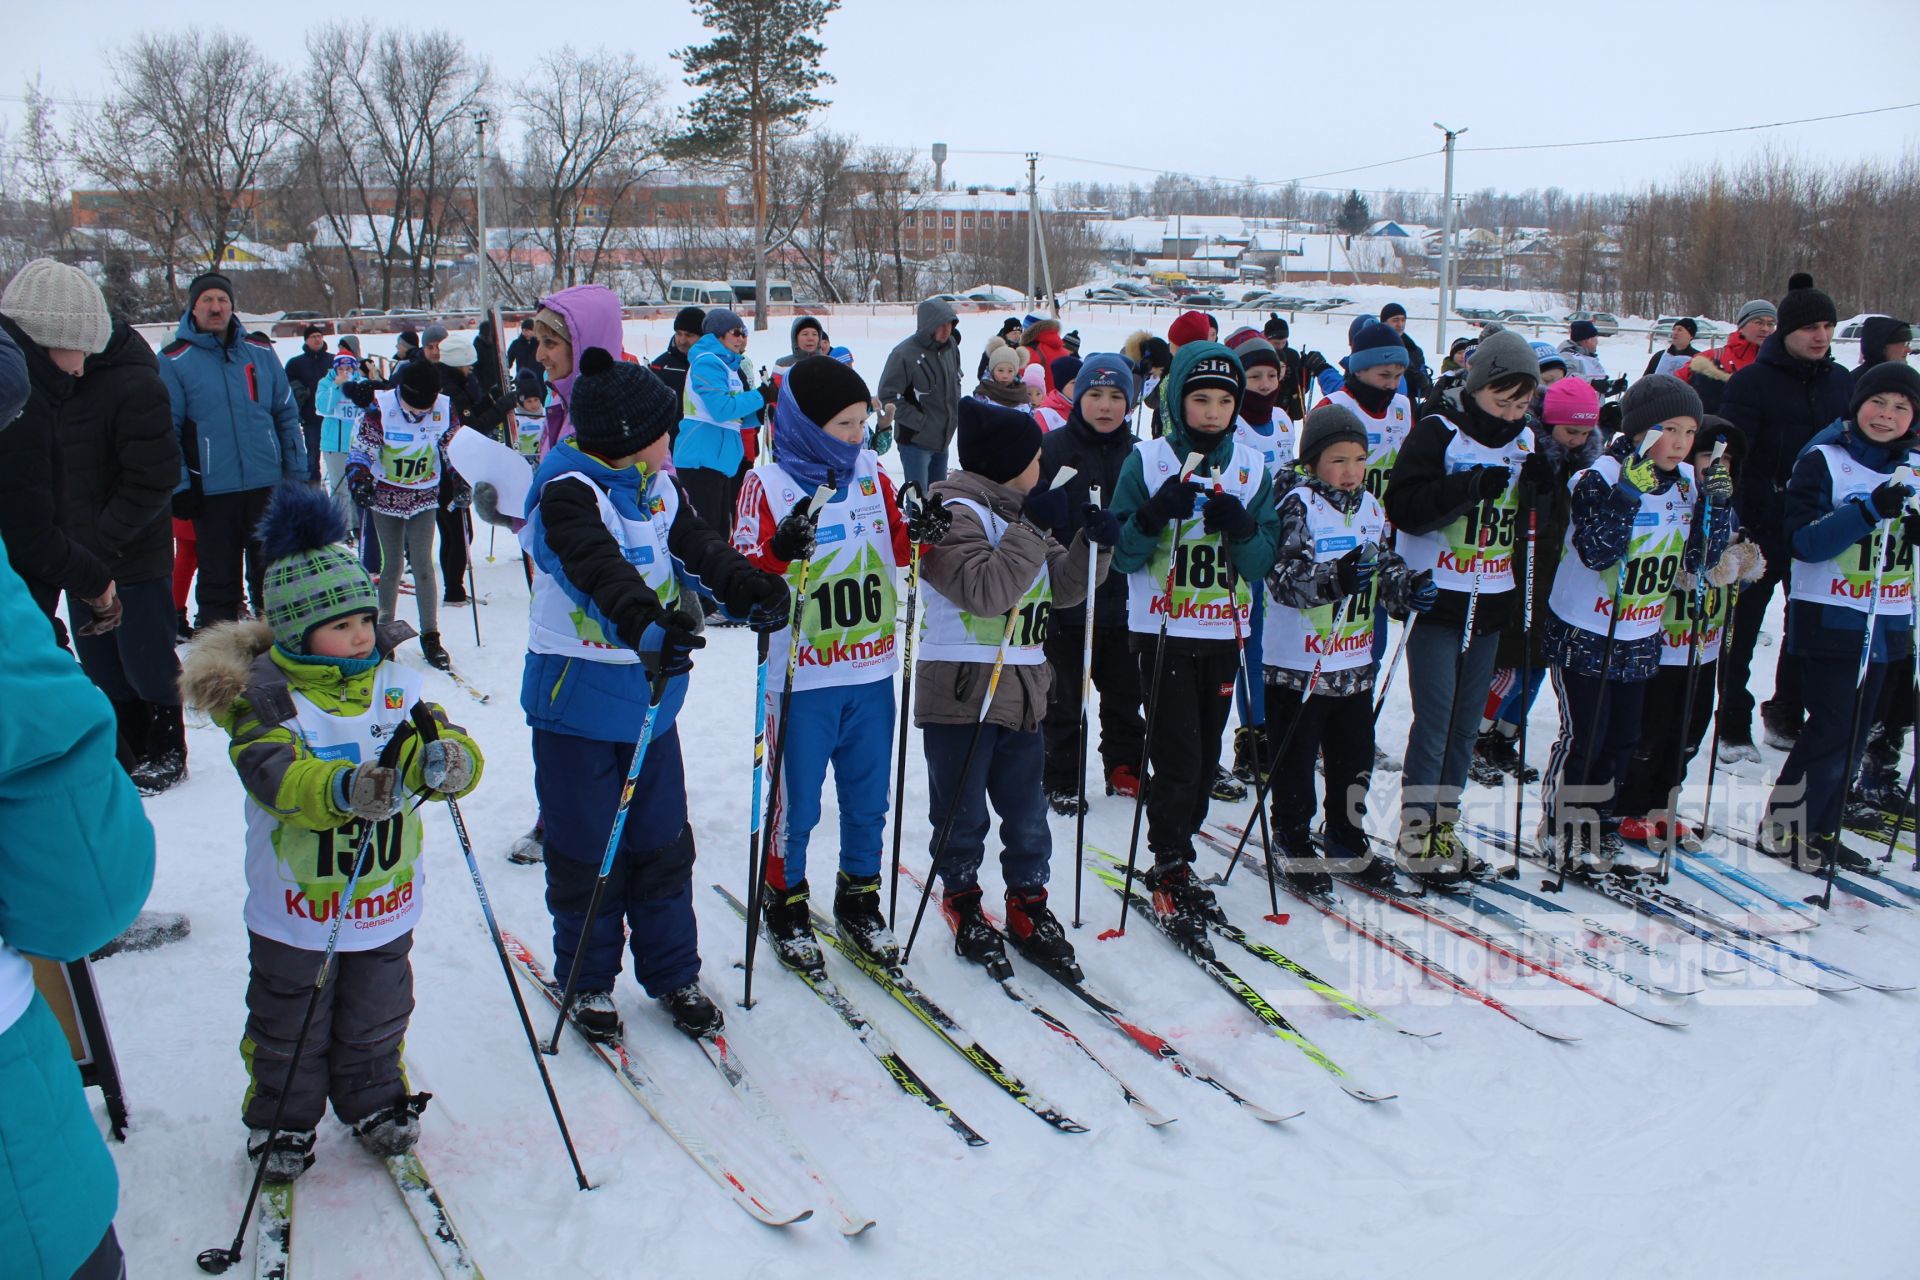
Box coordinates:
[1541,376,1601,428]
[1021,362,1047,392]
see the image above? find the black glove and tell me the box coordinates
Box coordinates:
[769,508,817,562]
[1135,478,1202,535]
[732,572,793,633]
[1303,350,1329,378]
[347,466,376,508]
[1869,480,1914,520]
[1473,465,1510,501]
[343,381,376,410]
[1083,504,1122,546]
[904,490,952,543]
[1335,545,1378,596]
[1022,484,1072,530]
[1518,451,1555,501]
[1202,491,1257,541]
[638,609,705,677]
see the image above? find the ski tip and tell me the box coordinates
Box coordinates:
[838,1214,880,1237]
[1341,1085,1399,1104]
[1250,1105,1306,1124]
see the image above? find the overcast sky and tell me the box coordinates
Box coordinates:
[5,0,1916,205]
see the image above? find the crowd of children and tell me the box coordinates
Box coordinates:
[174,282,1919,1196]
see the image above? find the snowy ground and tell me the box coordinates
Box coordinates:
[101,309,1918,1277]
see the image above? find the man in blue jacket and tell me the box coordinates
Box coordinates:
[158,272,307,625]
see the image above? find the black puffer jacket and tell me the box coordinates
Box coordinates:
[59,322,180,586]
[1037,410,1138,627]
[0,314,112,618]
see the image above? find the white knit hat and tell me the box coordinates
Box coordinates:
[1,259,112,354]
[437,334,477,367]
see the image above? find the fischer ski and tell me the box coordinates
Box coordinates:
[254,1183,292,1280]
[808,907,1088,1134]
[500,928,813,1225]
[1092,859,1398,1102]
[713,885,987,1148]
[385,1151,486,1278]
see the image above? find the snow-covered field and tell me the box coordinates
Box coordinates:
[101,309,1918,1278]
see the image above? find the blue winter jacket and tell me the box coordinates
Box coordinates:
[1784,419,1916,663]
[157,314,308,496]
[0,552,154,1277]
[671,334,771,477]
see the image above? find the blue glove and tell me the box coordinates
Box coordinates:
[1083,504,1122,547]
[640,610,705,677]
[1408,570,1438,613]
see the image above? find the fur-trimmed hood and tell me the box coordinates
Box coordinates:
[180,619,274,714]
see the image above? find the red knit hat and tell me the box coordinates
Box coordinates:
[1168,310,1211,347]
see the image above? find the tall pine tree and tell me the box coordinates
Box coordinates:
[1337,189,1371,235]
[670,0,840,330]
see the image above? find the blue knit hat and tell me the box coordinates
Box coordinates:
[1347,321,1409,373]
[1050,354,1083,391]
[702,308,746,337]
[1072,352,1137,414]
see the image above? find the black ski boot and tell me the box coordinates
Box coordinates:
[1467,735,1506,788]
[1275,824,1333,897]
[247,1127,317,1184]
[1398,821,1470,890]
[1477,729,1539,782]
[1142,858,1221,957]
[1210,765,1248,803]
[661,983,723,1039]
[567,989,623,1044]
[1324,828,1394,887]
[1004,886,1082,983]
[175,608,194,643]
[352,1092,430,1157]
[1231,725,1269,786]
[940,885,1012,978]
[766,880,824,973]
[130,703,188,796]
[1046,784,1087,817]
[833,872,900,967]
[420,630,452,671]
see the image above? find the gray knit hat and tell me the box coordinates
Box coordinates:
[1619,373,1703,441]
[422,323,450,347]
[1,258,112,354]
[1464,329,1540,395]
[1298,402,1369,465]
[1734,299,1777,328]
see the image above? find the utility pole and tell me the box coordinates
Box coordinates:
[1026,152,1039,303]
[474,109,504,393]
[1433,122,1466,356]
[1031,169,1056,316]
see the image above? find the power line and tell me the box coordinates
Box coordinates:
[1457,102,1920,154]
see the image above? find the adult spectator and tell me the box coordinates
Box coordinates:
[1023,315,1070,391]
[649,306,705,403]
[64,306,189,794]
[775,314,827,373]
[1379,302,1432,403]
[1263,313,1314,420]
[1644,317,1699,377]
[1715,274,1852,756]
[0,261,120,643]
[1679,299,1775,415]
[1557,319,1607,379]
[877,297,961,490]
[283,325,332,483]
[474,316,503,399]
[506,317,540,379]
[157,271,307,624]
[672,307,773,529]
[1853,316,1912,375]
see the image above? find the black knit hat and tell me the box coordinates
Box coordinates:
[1263,313,1290,341]
[1139,336,1171,372]
[186,271,234,310]
[1777,273,1838,336]
[673,305,706,335]
[1694,415,1747,468]
[957,397,1043,485]
[1062,329,1082,354]
[788,355,870,427]
[399,358,443,411]
[1379,302,1407,323]
[1849,360,1920,422]
[569,347,678,457]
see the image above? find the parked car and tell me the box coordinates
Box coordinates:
[1837,314,1885,342]
[1084,288,1131,303]
[1567,310,1620,336]
[1501,312,1559,333]
[282,310,324,321]
[344,307,385,318]
[1111,281,1157,298]
[1652,315,1729,342]
[1177,289,1231,308]
[386,307,431,317]
[1455,306,1502,323]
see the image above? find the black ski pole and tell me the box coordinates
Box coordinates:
[408,706,590,1190]
[1808,520,1888,910]
[464,509,481,647]
[197,719,421,1275]
[1502,505,1538,878]
[1656,441,1723,885]
[1696,578,1742,840]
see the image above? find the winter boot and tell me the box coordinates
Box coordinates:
[1210,765,1248,803]
[833,872,900,967]
[1275,824,1333,897]
[567,989,623,1044]
[1604,824,1649,879]
[1003,886,1082,983]
[1656,815,1703,853]
[1324,828,1395,887]
[661,984,723,1040]
[1046,783,1088,817]
[1104,763,1142,798]
[353,1093,430,1157]
[765,880,824,974]
[1373,747,1402,774]
[1716,735,1762,765]
[1231,725,1269,786]
[90,910,191,960]
[1142,858,1221,957]
[1467,735,1506,788]
[1617,814,1667,850]
[1538,817,1602,877]
[506,823,546,866]
[420,630,452,671]
[1760,701,1802,753]
[1478,729,1538,782]
[248,1127,317,1184]
[940,885,1012,979]
[130,703,188,797]
[110,698,153,774]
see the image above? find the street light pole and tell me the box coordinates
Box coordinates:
[1433,122,1466,357]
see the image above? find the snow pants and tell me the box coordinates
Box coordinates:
[922,721,1050,893]
[766,678,895,890]
[193,486,272,625]
[1617,659,1717,817]
[241,930,413,1130]
[1133,640,1238,859]
[1041,621,1145,793]
[1767,657,1888,843]
[535,726,699,998]
[1266,681,1372,851]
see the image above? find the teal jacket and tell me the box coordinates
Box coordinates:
[671,333,772,477]
[0,551,155,1277]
